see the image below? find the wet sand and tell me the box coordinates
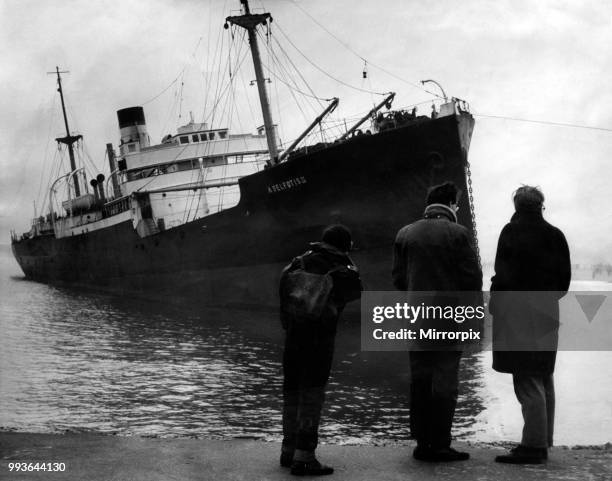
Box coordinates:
[1,432,611,480]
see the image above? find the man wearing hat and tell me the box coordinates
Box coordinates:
[279,224,362,476]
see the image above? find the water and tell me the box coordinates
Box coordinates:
[1,247,611,446]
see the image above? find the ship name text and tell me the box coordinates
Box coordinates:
[267,176,307,194]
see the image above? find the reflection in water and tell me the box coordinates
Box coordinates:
[1,250,611,445]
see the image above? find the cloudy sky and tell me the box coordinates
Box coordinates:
[1,0,610,266]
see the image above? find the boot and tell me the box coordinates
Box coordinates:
[280,451,294,468]
[495,445,547,464]
[427,446,470,462]
[290,458,334,476]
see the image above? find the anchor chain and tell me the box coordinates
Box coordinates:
[465,159,482,270]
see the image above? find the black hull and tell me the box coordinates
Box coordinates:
[12,114,475,310]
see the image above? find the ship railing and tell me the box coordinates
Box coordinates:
[48,167,86,234]
[102,195,131,218]
[370,97,472,133]
[138,177,243,195]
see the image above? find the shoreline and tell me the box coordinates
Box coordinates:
[2,428,611,450]
[1,431,611,480]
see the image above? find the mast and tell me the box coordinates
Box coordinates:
[226,0,279,165]
[106,143,121,199]
[51,66,83,196]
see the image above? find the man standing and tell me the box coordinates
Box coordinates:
[491,186,571,464]
[392,181,482,462]
[279,225,362,476]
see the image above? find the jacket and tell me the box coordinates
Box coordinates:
[392,204,483,348]
[490,210,571,375]
[279,242,362,329]
[392,204,482,292]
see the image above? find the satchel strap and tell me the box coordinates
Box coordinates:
[297,252,348,276]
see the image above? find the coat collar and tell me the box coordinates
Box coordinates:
[511,210,544,223]
[309,241,349,258]
[423,203,457,223]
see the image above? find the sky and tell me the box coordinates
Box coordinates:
[0,0,610,266]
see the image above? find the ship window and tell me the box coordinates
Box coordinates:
[128,144,136,152]
[192,134,199,143]
[209,132,215,140]
[177,160,193,171]
[179,136,189,144]
[200,133,208,141]
[219,131,227,139]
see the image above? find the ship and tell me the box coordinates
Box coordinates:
[11,0,477,312]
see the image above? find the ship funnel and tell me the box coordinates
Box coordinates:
[96,174,106,202]
[117,106,150,155]
[90,179,100,203]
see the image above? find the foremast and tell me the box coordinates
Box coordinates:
[51,66,83,196]
[226,0,279,166]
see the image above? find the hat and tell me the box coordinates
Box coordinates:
[322,224,352,252]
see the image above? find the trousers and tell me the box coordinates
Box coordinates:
[513,373,555,448]
[409,350,462,449]
[282,321,336,453]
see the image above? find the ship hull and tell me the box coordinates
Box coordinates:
[12,114,475,311]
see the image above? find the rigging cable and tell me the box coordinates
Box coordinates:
[204,31,249,128]
[259,31,318,124]
[265,31,329,104]
[207,23,232,128]
[184,24,242,221]
[185,30,243,221]
[35,93,59,214]
[236,35,259,138]
[218,29,247,130]
[265,28,325,109]
[141,69,186,106]
[177,76,185,121]
[269,31,286,148]
[286,0,444,99]
[262,37,316,130]
[274,23,387,96]
[473,113,612,133]
[200,0,229,127]
[261,28,344,139]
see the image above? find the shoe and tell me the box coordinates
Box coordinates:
[510,445,548,459]
[413,445,433,461]
[290,459,334,476]
[495,445,547,464]
[427,447,470,462]
[280,451,294,468]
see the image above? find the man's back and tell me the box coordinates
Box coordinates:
[393,183,482,462]
[491,211,571,292]
[392,205,482,292]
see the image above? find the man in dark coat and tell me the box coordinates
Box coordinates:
[490,185,571,464]
[392,181,482,462]
[279,224,362,476]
